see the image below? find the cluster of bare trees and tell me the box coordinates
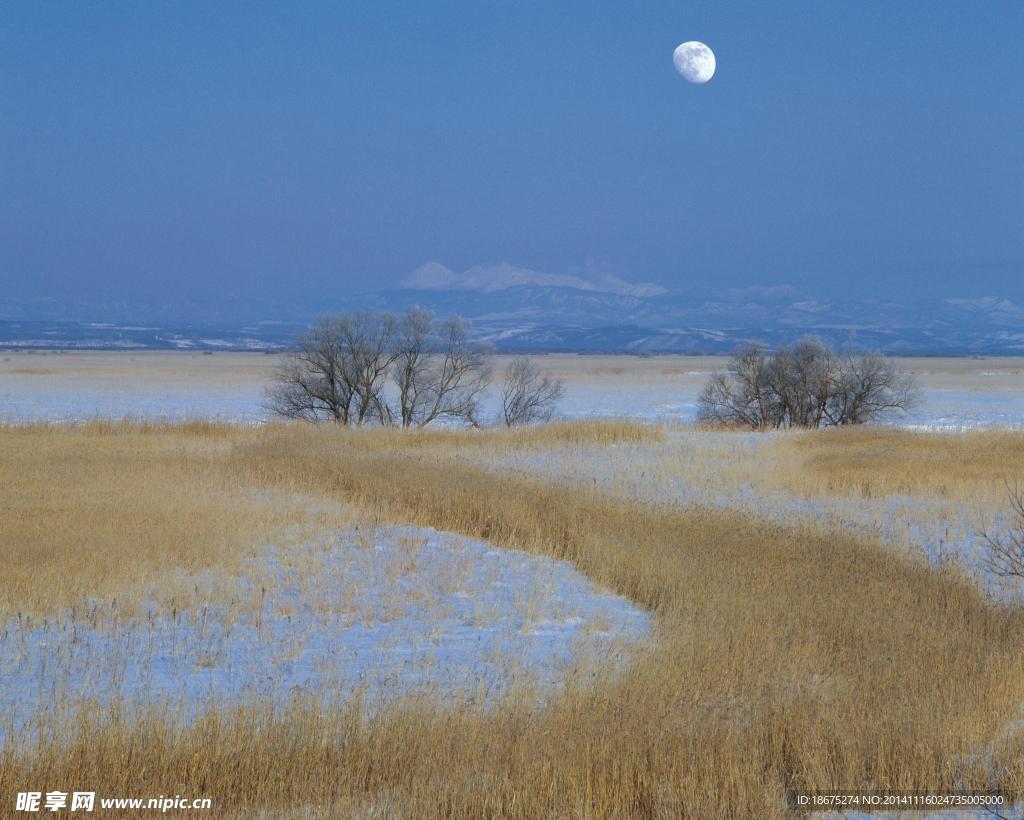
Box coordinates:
[267,310,564,427]
[697,338,919,429]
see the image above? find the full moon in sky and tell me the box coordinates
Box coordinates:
[673,41,716,83]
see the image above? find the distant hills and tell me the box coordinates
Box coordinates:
[3,264,1024,355]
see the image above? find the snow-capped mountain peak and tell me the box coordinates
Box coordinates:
[401,262,668,299]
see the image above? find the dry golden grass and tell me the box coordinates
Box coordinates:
[0,420,320,616]
[296,418,661,452]
[7,368,52,376]
[771,427,1024,500]
[0,420,655,619]
[3,421,1024,817]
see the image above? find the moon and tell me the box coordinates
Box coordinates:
[673,41,715,84]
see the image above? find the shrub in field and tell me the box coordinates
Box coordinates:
[698,338,919,429]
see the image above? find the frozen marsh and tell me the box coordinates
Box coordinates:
[1,525,651,744]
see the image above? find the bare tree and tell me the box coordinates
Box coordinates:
[267,311,398,426]
[336,311,400,425]
[768,337,834,429]
[392,310,492,428]
[698,342,777,430]
[265,317,355,423]
[419,316,492,427]
[981,485,1024,581]
[501,357,565,426]
[698,338,918,429]
[392,307,435,428]
[825,350,920,425]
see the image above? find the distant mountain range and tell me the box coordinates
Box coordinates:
[3,263,1024,355]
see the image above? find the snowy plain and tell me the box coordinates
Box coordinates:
[1,526,651,744]
[3,351,1024,429]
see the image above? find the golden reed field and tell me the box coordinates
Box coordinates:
[3,419,1024,817]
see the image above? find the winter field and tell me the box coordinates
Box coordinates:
[2,354,1024,816]
[3,350,1024,429]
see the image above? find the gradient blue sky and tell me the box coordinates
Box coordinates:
[2,1,1022,304]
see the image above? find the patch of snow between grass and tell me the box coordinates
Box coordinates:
[0,526,652,745]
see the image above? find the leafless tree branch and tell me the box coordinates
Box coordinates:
[981,483,1024,580]
[393,311,492,428]
[501,357,565,426]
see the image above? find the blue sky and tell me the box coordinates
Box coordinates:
[1,1,1022,304]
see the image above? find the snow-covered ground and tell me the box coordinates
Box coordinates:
[0,526,651,744]
[900,387,1024,431]
[0,352,274,424]
[2,351,1023,428]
